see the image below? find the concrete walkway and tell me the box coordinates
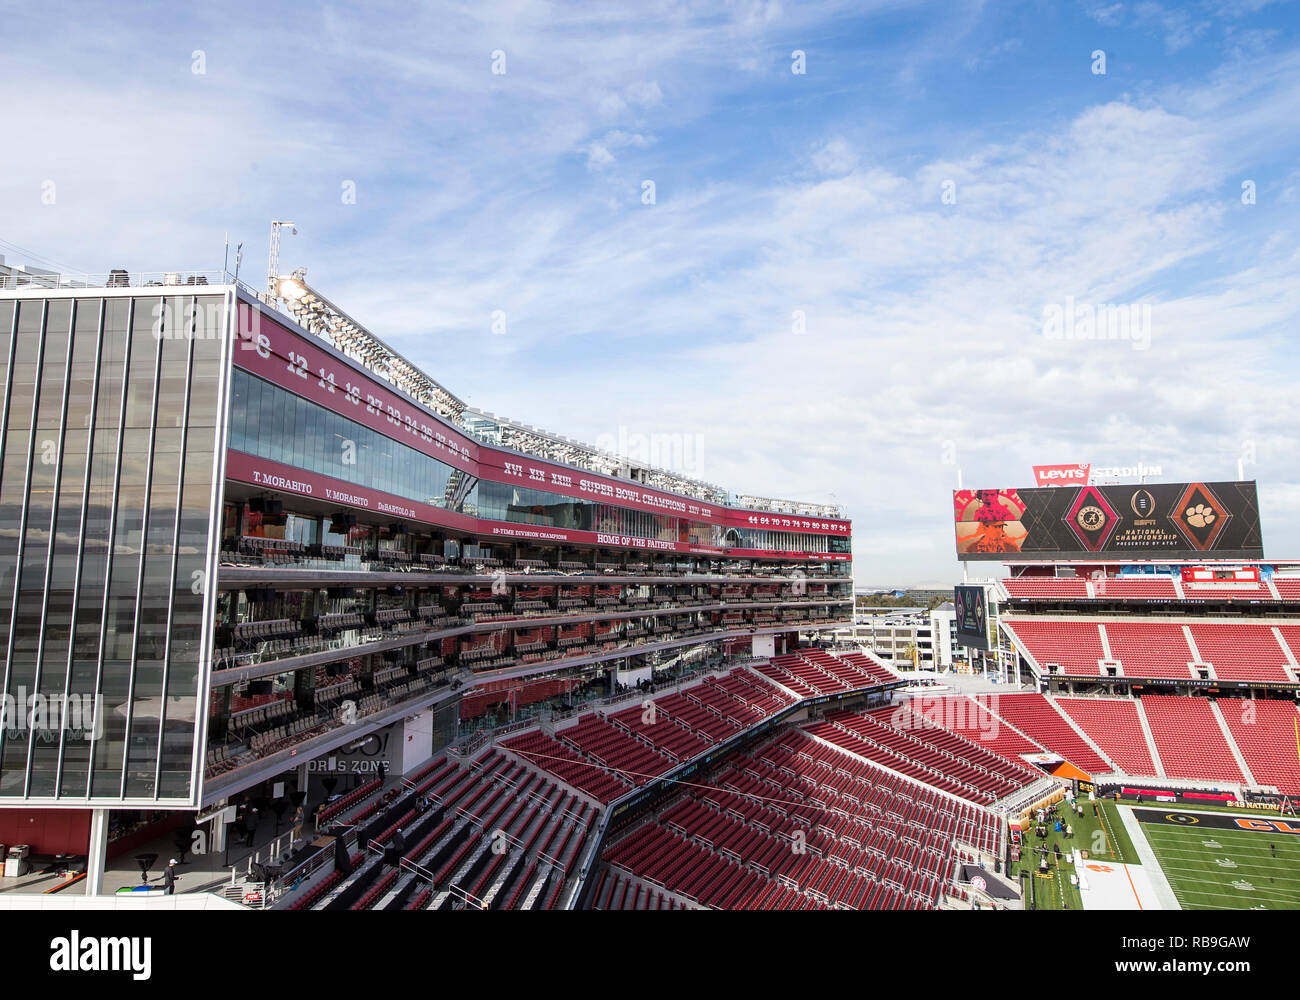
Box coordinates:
[0,812,308,900]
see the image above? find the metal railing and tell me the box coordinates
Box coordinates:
[0,268,249,292]
[226,821,341,909]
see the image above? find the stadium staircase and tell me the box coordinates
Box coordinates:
[1130,699,1167,778]
[1043,699,1118,774]
[1208,700,1257,786]
[1270,626,1300,684]
[1096,621,1115,661]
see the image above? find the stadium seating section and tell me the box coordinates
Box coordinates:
[975,693,1110,773]
[1004,574,1300,604]
[598,728,1000,909]
[1054,697,1157,776]
[893,694,1044,763]
[1004,617,1299,683]
[1000,619,1107,677]
[1003,578,1089,600]
[807,707,1042,805]
[1217,699,1300,794]
[1139,695,1245,785]
[281,637,1300,914]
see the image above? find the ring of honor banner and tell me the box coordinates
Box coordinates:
[953,481,1263,561]
[954,585,992,650]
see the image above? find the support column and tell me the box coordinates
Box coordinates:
[85,807,110,896]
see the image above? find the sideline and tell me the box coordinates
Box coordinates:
[1117,805,1181,910]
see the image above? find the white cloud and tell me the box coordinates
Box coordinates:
[810,137,857,175]
[625,80,664,107]
[1086,3,1126,27]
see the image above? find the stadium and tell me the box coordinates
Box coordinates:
[0,272,857,907]
[0,274,1294,915]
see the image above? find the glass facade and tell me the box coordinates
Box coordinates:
[733,527,840,554]
[229,368,462,509]
[0,292,225,804]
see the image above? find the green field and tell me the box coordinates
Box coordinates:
[1136,814,1300,911]
[1016,800,1137,911]
[1011,800,1300,910]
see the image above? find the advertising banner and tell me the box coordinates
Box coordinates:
[1032,463,1090,487]
[954,584,992,649]
[954,482,1262,561]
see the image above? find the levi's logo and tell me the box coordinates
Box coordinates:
[1033,464,1090,487]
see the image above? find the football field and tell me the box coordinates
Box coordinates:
[1134,808,1300,911]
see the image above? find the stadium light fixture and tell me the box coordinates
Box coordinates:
[278,276,307,301]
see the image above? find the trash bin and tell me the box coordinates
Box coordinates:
[5,845,31,878]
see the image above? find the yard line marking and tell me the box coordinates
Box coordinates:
[1122,861,1143,910]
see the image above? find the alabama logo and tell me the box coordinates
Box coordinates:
[1064,486,1119,551]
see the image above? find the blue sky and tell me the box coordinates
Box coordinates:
[2,0,1299,586]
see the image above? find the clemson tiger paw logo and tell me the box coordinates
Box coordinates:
[1185,503,1216,528]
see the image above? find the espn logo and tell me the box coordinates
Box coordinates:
[1033,464,1090,487]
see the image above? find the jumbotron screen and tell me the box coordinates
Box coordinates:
[954,585,992,650]
[953,481,1263,561]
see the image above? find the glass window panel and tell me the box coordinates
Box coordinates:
[32,298,102,794]
[91,298,160,797]
[4,300,72,794]
[0,299,50,794]
[124,331,187,798]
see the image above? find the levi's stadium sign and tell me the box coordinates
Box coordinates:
[953,481,1263,561]
[1032,464,1090,487]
